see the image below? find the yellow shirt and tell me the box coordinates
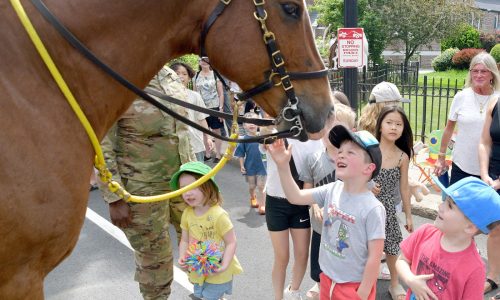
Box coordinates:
[180,205,243,284]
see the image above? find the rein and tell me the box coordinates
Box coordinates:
[10,0,239,203]
[28,0,293,144]
[11,0,328,202]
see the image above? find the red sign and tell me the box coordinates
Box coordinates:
[337,28,365,68]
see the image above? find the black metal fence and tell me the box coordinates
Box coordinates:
[329,62,466,143]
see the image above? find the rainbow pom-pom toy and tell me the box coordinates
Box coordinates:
[184,240,222,276]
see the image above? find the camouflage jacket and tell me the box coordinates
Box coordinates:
[101,67,195,203]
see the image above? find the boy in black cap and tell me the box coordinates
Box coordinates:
[396,176,500,300]
[268,125,386,300]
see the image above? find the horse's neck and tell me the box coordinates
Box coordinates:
[47,0,212,137]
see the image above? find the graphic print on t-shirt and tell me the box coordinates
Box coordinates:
[416,253,449,296]
[322,203,355,258]
[189,214,218,241]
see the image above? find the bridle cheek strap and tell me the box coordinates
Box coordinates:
[200,0,329,139]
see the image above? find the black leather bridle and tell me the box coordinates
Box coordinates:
[30,0,328,143]
[201,0,329,141]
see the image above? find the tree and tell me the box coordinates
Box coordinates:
[168,54,199,71]
[313,0,476,68]
[313,0,388,64]
[382,0,476,69]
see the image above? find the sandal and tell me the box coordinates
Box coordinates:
[250,197,258,208]
[388,284,406,300]
[306,283,319,300]
[486,278,499,294]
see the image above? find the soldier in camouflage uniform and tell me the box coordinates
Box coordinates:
[99,66,195,299]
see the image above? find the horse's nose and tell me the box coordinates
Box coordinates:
[307,131,324,141]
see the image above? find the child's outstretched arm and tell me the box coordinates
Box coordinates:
[177,229,189,270]
[400,154,413,232]
[357,239,384,300]
[396,253,438,300]
[267,139,314,205]
[217,228,237,273]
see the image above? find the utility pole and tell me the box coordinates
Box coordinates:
[343,0,358,110]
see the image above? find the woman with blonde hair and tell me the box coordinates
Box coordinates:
[357,81,410,135]
[434,52,500,185]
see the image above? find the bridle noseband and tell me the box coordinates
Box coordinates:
[200,0,329,140]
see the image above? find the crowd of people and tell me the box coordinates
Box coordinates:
[95,52,500,300]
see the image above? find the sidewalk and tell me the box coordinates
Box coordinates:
[408,162,440,220]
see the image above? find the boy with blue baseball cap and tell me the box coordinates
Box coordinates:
[396,176,500,300]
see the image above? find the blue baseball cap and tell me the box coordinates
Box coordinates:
[431,176,500,234]
[329,125,382,179]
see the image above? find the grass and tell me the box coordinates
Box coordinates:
[418,69,468,88]
[403,69,468,140]
[357,68,468,142]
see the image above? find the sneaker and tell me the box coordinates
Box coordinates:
[203,155,211,162]
[283,284,303,300]
[250,197,258,208]
[378,263,391,280]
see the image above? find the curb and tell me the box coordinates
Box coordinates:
[411,204,437,220]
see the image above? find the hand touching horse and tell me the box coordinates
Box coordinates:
[0,0,333,298]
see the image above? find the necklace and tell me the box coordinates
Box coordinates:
[473,91,492,114]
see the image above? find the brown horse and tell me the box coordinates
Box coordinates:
[0,0,332,298]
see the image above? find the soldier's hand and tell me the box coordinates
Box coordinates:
[109,199,132,228]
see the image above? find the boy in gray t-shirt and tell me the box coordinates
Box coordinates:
[269,125,386,300]
[300,103,357,299]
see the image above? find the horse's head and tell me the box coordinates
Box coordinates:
[203,0,334,141]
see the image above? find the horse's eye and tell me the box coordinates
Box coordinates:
[281,3,300,18]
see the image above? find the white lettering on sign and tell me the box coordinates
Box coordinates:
[337,28,365,68]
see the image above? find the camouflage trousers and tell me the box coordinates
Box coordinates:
[168,195,186,245]
[122,179,186,300]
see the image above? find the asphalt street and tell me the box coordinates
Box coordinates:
[44,158,495,300]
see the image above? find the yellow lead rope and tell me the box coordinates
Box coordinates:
[11,0,238,203]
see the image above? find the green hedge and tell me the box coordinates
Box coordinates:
[441,24,481,51]
[491,44,500,63]
[432,48,459,71]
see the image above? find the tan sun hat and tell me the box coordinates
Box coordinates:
[369,81,410,104]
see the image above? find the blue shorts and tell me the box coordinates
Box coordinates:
[193,280,233,300]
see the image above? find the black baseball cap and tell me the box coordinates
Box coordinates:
[329,125,382,179]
